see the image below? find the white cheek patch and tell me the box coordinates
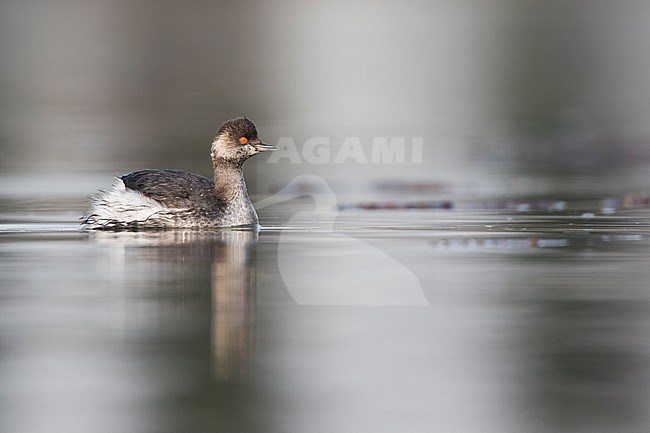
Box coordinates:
[211,136,233,161]
[211,136,256,162]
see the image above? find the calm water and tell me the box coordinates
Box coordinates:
[1,187,650,433]
[3,0,650,431]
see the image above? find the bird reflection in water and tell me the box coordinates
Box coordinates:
[88,228,258,381]
[210,229,257,380]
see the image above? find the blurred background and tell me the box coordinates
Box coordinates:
[2,0,650,202]
[2,2,650,433]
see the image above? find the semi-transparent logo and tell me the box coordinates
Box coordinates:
[256,175,429,306]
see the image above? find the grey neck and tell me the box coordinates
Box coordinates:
[212,159,258,226]
[213,160,248,202]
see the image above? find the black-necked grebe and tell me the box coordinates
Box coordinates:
[82,117,277,230]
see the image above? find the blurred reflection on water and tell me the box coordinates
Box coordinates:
[88,229,258,381]
[209,230,257,380]
[2,204,650,433]
[0,226,268,433]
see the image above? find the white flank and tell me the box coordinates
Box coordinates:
[83,178,184,229]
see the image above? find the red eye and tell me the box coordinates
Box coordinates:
[239,137,249,145]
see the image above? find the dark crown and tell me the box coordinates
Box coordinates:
[216,117,258,141]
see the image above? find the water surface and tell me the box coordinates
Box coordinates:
[1,188,649,433]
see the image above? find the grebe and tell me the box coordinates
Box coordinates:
[82,117,277,230]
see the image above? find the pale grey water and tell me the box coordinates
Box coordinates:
[3,1,650,431]
[1,190,650,433]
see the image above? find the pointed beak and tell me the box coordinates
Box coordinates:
[253,141,278,152]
